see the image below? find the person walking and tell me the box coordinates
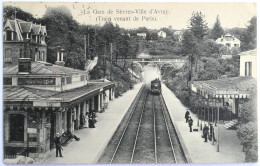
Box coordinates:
[185,109,190,123]
[209,124,217,141]
[202,124,209,142]
[54,133,63,157]
[188,116,193,132]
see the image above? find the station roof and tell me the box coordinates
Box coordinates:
[3,86,57,101]
[3,61,88,76]
[3,81,115,107]
[192,76,256,98]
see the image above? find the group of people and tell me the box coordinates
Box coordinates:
[202,123,217,142]
[54,110,98,158]
[185,109,216,142]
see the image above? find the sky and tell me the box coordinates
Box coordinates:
[3,1,257,30]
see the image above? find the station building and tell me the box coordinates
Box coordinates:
[3,18,115,160]
[191,49,257,121]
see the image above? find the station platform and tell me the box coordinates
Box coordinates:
[161,83,245,163]
[40,82,245,164]
[40,83,143,164]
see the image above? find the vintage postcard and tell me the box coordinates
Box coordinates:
[2,1,258,164]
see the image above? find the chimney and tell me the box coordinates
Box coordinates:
[55,46,65,66]
[18,58,32,74]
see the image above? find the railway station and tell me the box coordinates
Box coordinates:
[2,2,257,165]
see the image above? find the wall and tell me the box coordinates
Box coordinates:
[240,54,257,78]
[3,42,47,67]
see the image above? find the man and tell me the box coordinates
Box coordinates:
[188,116,193,132]
[54,133,63,157]
[203,124,209,142]
[185,109,190,123]
[209,124,217,141]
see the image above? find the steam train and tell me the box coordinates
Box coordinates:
[151,78,161,95]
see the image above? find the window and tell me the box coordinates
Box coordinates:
[20,49,23,58]
[3,77,12,85]
[41,51,45,61]
[6,31,12,41]
[29,49,32,59]
[245,62,252,76]
[38,51,40,61]
[9,114,24,142]
[80,75,85,81]
[4,49,13,62]
[66,77,72,84]
[226,43,231,47]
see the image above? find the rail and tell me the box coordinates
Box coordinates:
[109,86,146,164]
[159,94,177,163]
[130,90,148,163]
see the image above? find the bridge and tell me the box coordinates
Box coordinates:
[114,58,187,71]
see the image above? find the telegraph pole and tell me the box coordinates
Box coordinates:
[217,106,220,152]
[84,34,87,61]
[110,43,113,81]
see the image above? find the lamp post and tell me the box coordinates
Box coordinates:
[217,103,220,152]
[130,62,133,89]
[197,97,201,127]
[110,42,113,81]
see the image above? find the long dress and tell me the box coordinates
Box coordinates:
[84,115,89,128]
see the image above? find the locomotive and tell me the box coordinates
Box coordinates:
[150,78,161,95]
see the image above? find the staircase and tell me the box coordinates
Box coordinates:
[224,119,238,130]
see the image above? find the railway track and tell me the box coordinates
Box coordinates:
[98,86,187,164]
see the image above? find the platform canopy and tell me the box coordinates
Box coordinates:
[191,76,256,99]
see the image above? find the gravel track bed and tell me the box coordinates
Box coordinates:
[98,89,187,164]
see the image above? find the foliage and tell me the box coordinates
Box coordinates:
[239,90,257,124]
[181,30,197,56]
[189,11,208,41]
[40,6,85,67]
[3,6,37,22]
[237,88,258,162]
[210,15,225,40]
[240,16,257,51]
[237,122,257,144]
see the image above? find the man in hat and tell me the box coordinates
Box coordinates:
[203,124,209,142]
[54,133,63,157]
[188,116,193,132]
[185,109,190,123]
[210,124,217,141]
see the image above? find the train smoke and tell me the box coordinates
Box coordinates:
[141,65,161,88]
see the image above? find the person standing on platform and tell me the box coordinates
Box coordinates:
[54,133,63,157]
[209,124,217,141]
[188,116,193,132]
[203,124,209,142]
[185,109,190,123]
[84,112,89,128]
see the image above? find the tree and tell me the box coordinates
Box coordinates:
[3,6,36,22]
[241,16,257,51]
[210,15,224,40]
[189,11,208,42]
[237,88,257,162]
[181,30,197,56]
[41,6,85,68]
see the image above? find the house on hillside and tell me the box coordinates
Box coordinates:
[173,30,183,42]
[158,31,167,38]
[216,33,241,48]
[3,18,47,67]
[137,32,146,38]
